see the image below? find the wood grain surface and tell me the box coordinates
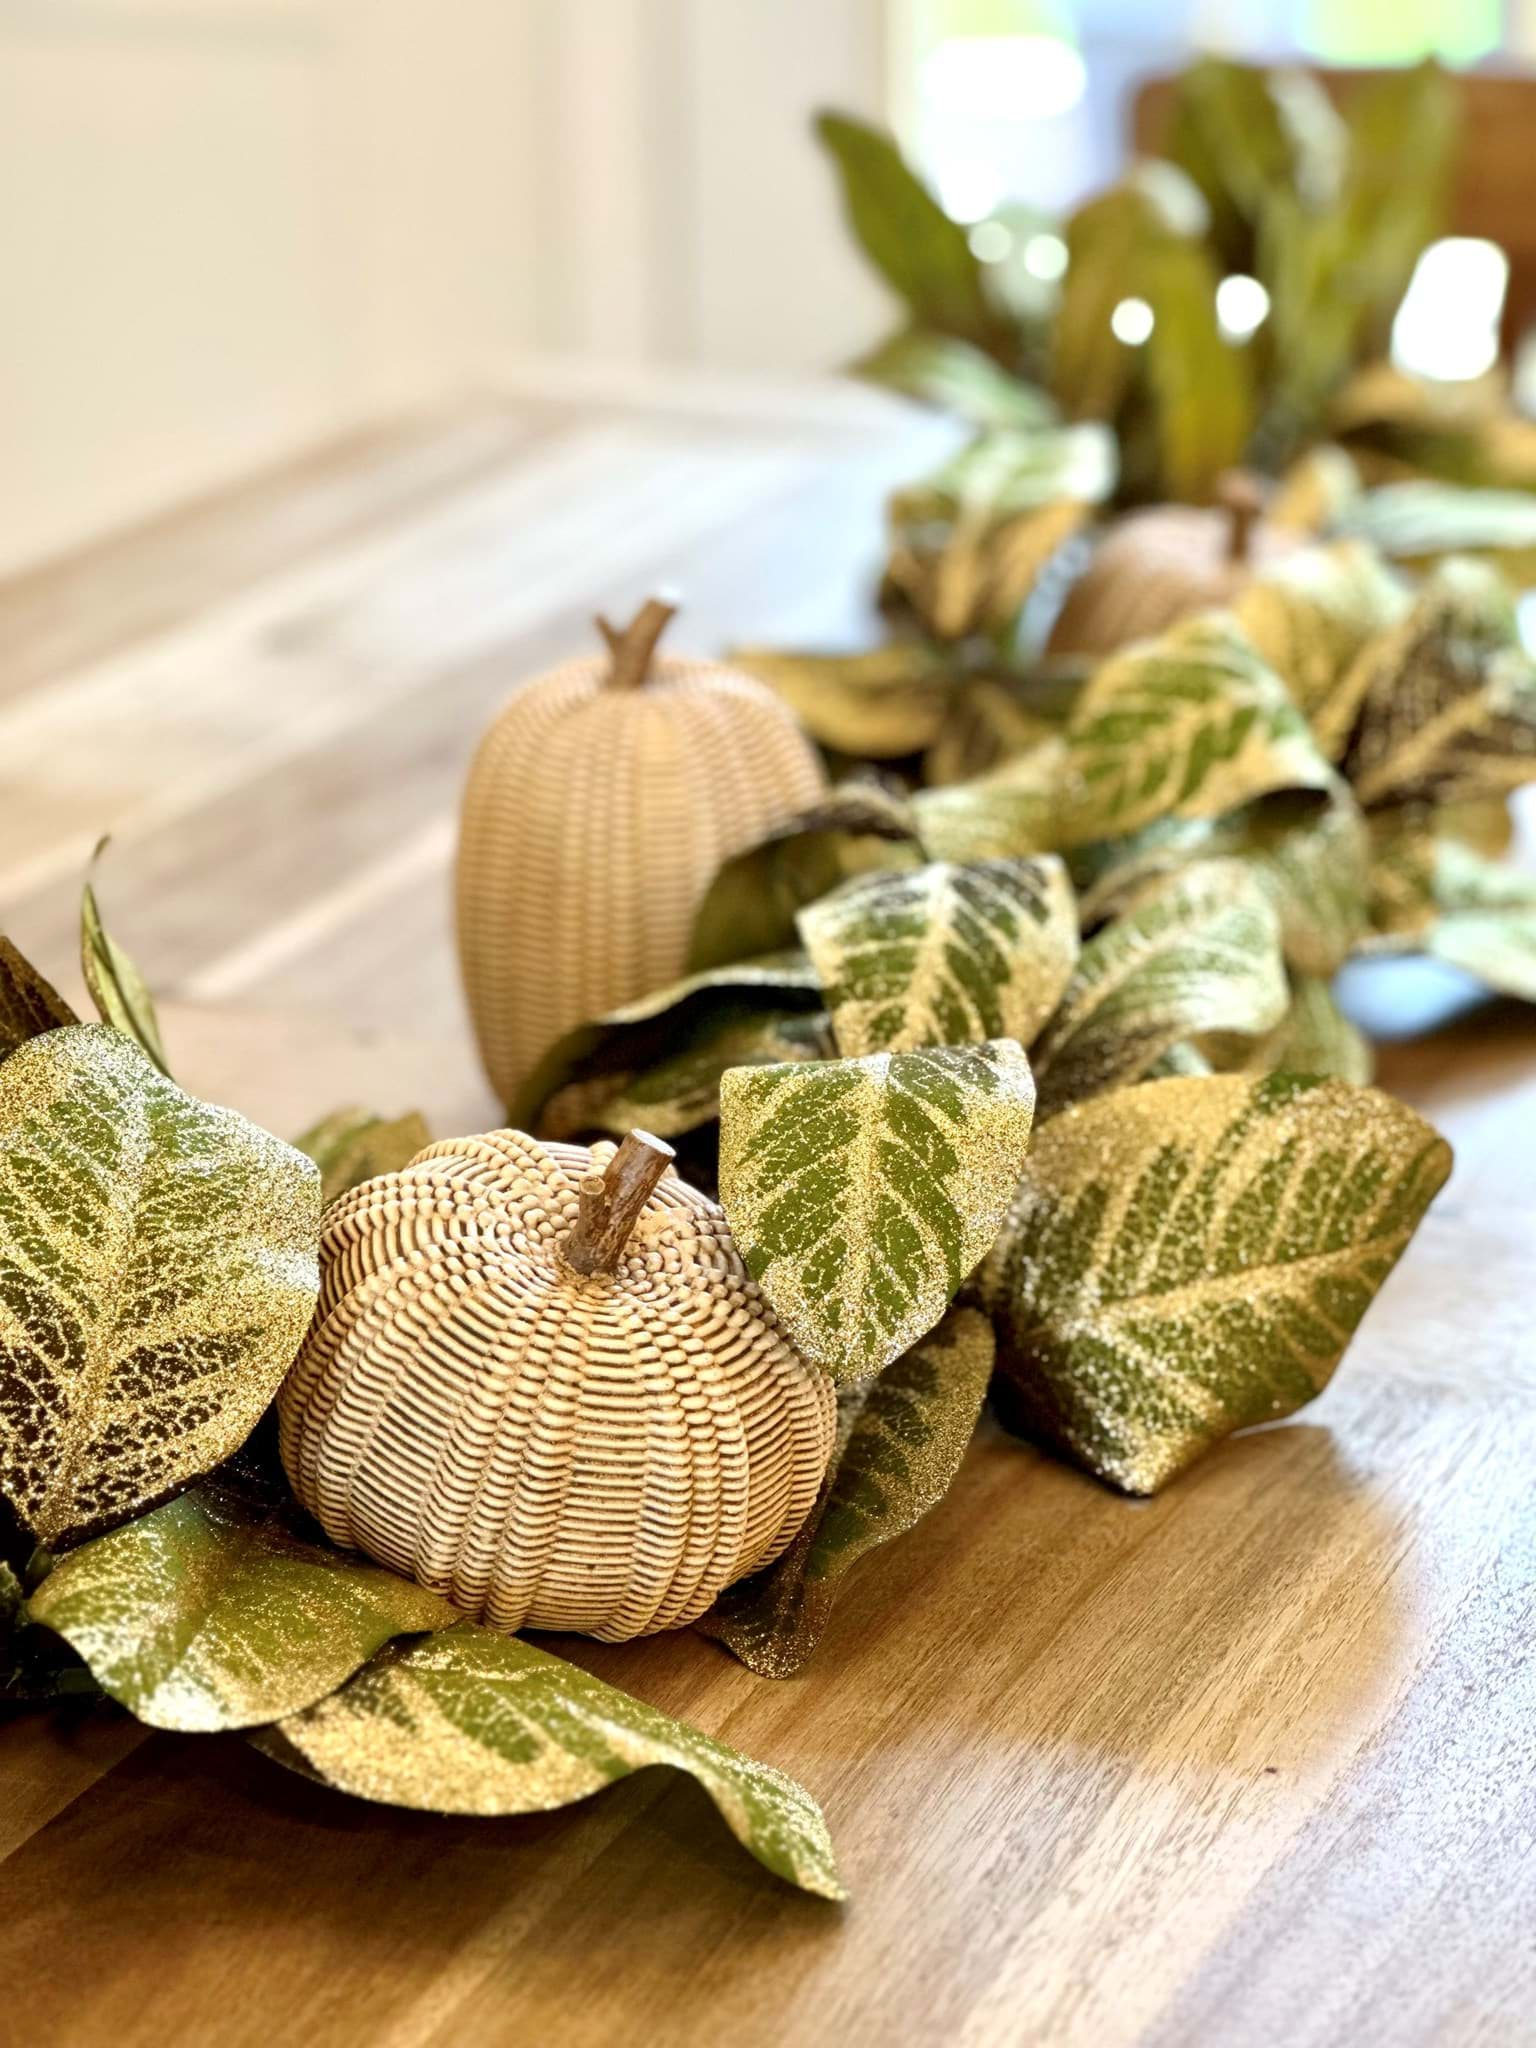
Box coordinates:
[1,393,1534,2048]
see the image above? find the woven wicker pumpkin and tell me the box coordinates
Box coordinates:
[1047,474,1297,659]
[456,599,828,1103]
[277,1126,835,1642]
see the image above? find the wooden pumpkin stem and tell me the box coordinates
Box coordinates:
[563,1130,677,1274]
[596,597,678,690]
[1217,470,1263,564]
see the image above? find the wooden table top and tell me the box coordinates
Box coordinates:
[2,391,1534,2048]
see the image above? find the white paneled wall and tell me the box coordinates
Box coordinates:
[0,0,890,576]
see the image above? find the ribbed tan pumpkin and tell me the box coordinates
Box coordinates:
[457,599,828,1104]
[277,1125,835,1642]
[1047,475,1298,659]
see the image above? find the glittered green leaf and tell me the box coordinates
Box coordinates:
[81,850,169,1076]
[688,790,922,974]
[731,645,955,759]
[1334,482,1536,580]
[800,856,1077,1058]
[0,937,77,1059]
[1208,974,1373,1086]
[1057,615,1333,846]
[295,1107,431,1205]
[1231,541,1409,758]
[1073,788,1370,980]
[1231,789,1372,978]
[719,1040,1035,1382]
[912,745,1068,862]
[1342,559,1536,810]
[1416,842,1536,1001]
[1428,905,1536,1001]
[983,1071,1451,1494]
[26,1471,455,1730]
[510,953,826,1134]
[702,1307,994,1677]
[256,1620,845,1901]
[1032,862,1287,1117]
[0,1024,321,1548]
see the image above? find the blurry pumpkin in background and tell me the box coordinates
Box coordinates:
[456,599,828,1104]
[1046,473,1300,659]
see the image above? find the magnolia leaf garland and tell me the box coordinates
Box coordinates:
[295,1106,432,1205]
[27,1471,456,1729]
[1032,861,1288,1116]
[81,855,171,1076]
[799,855,1077,1058]
[0,1025,320,1547]
[719,1041,1035,1381]
[703,1307,995,1677]
[1055,614,1334,846]
[0,938,77,1058]
[982,1071,1451,1494]
[256,1622,846,1901]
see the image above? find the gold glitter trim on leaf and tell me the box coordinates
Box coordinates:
[255,1620,847,1902]
[982,1071,1451,1494]
[702,1307,994,1677]
[799,855,1077,1058]
[0,1024,321,1547]
[719,1039,1035,1382]
[26,1470,456,1729]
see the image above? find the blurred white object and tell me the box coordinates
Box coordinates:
[1391,237,1510,383]
[1111,296,1154,346]
[1216,273,1270,341]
